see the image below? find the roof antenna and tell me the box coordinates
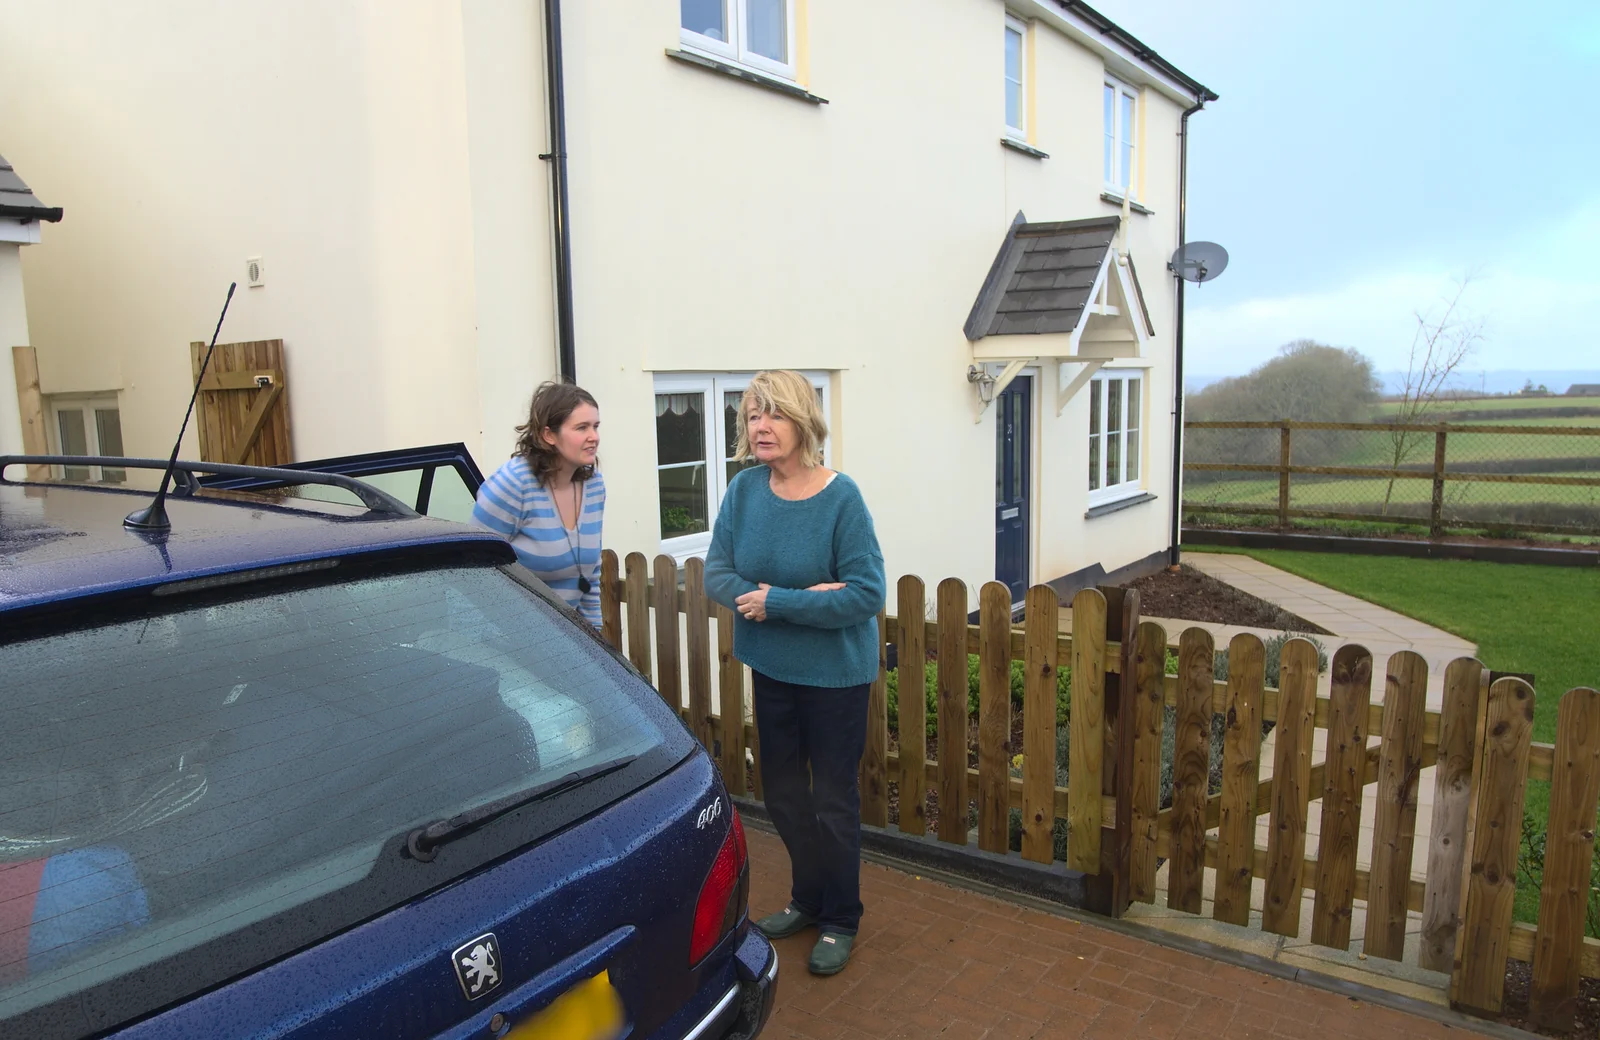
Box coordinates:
[124,282,238,533]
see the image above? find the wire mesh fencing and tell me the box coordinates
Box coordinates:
[1183,420,1600,539]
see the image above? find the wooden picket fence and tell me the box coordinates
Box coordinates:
[596,549,1600,1030]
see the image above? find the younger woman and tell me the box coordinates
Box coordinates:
[472,381,604,626]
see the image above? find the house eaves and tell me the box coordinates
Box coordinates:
[0,153,64,223]
[1025,0,1217,105]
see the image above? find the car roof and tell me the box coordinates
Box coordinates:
[0,480,509,613]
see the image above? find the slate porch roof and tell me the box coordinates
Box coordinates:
[0,153,63,223]
[963,214,1154,341]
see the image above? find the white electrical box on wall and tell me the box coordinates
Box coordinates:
[246,256,265,287]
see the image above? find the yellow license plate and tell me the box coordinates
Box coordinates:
[504,970,625,1040]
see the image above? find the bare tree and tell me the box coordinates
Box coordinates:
[1381,276,1486,514]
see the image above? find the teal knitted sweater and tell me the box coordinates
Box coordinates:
[704,467,886,688]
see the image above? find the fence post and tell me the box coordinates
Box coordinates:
[935,578,969,845]
[1213,633,1265,927]
[1277,420,1293,529]
[1067,589,1107,874]
[1450,676,1536,1017]
[1430,425,1449,538]
[860,608,890,828]
[1022,584,1061,865]
[599,550,622,651]
[896,576,928,836]
[683,557,713,751]
[1167,627,1216,914]
[1529,687,1600,1033]
[714,600,747,796]
[653,555,682,714]
[1310,644,1375,950]
[1365,650,1429,961]
[623,552,652,678]
[1262,637,1319,937]
[977,583,1013,853]
[1087,585,1138,919]
[1128,621,1167,904]
[1419,658,1488,972]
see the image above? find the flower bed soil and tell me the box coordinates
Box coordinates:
[1121,564,1334,634]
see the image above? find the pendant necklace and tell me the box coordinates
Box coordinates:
[560,479,592,595]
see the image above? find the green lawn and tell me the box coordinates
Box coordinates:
[1184,547,1598,736]
[1184,545,1600,923]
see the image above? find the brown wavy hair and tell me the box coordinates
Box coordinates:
[513,381,599,486]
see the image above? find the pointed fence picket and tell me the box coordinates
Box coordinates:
[598,549,1600,1027]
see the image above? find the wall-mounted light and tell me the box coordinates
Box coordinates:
[967,364,996,403]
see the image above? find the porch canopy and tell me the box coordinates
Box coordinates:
[963,213,1154,416]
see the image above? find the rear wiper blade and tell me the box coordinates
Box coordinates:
[405,755,637,862]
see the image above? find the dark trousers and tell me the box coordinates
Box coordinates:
[752,671,870,935]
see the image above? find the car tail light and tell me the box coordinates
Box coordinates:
[689,806,749,966]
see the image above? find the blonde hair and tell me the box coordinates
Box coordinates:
[733,370,828,467]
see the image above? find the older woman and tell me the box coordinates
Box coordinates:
[472,381,605,626]
[704,370,886,977]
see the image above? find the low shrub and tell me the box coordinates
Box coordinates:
[1213,632,1329,681]
[1519,816,1600,939]
[886,654,1071,739]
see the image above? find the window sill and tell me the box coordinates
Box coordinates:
[1085,491,1157,520]
[1100,192,1154,216]
[665,49,828,105]
[1001,137,1049,160]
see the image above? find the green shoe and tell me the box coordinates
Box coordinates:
[807,931,854,976]
[755,904,817,940]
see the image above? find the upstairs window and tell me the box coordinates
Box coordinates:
[1103,76,1139,194]
[681,0,796,80]
[1004,15,1027,137]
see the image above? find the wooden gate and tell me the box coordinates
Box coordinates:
[190,339,292,466]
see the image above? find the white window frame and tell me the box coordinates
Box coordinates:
[680,0,798,81]
[1004,14,1028,139]
[46,393,125,483]
[1103,74,1139,195]
[653,371,831,561]
[1087,370,1143,506]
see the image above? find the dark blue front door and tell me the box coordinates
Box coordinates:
[995,377,1031,604]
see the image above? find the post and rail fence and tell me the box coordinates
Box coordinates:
[595,549,1600,1029]
[1182,419,1600,540]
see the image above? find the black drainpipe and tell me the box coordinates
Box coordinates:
[541,0,577,383]
[1168,94,1207,569]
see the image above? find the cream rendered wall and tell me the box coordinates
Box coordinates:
[461,0,561,468]
[0,0,1192,600]
[550,0,1191,600]
[0,0,484,465]
[1014,22,1184,592]
[0,242,30,455]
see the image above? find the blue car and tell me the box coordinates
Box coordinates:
[0,448,776,1040]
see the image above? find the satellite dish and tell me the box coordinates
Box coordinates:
[1169,241,1229,283]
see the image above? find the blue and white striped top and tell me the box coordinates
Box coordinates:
[472,456,606,626]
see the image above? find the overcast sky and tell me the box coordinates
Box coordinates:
[1088,0,1600,378]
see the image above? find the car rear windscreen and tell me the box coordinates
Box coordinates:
[0,561,676,1030]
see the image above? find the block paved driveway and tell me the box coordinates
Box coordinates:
[744,825,1491,1040]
